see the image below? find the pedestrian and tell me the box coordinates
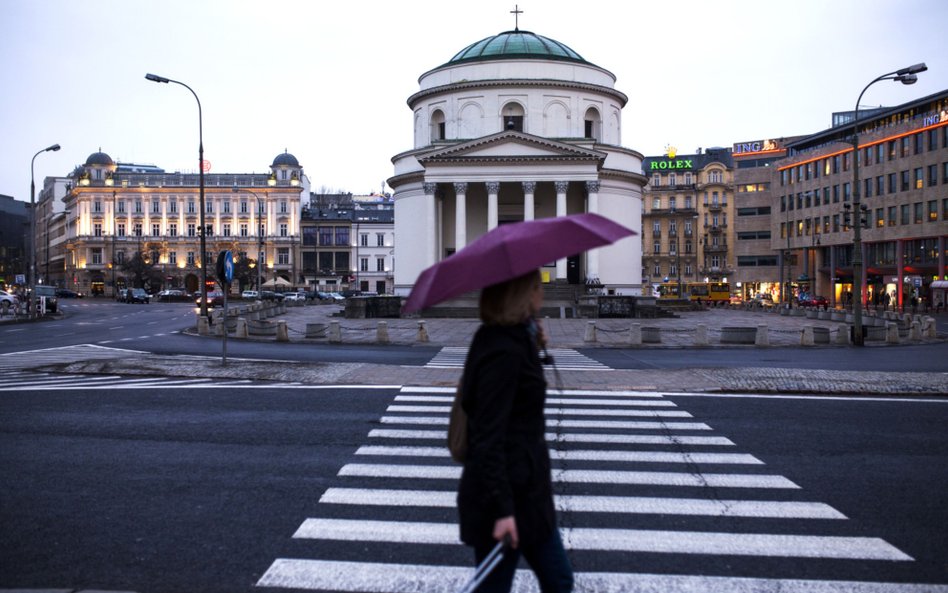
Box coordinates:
[456,269,573,593]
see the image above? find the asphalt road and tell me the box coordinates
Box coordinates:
[2,383,946,592]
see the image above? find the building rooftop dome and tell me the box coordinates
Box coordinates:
[272,151,300,167]
[84,151,114,167]
[447,30,590,66]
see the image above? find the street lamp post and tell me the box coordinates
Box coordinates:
[29,143,61,317]
[145,73,208,317]
[232,186,265,293]
[850,62,926,346]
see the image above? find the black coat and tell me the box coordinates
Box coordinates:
[456,323,555,549]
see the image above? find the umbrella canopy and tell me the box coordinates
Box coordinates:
[402,212,636,314]
[261,277,291,288]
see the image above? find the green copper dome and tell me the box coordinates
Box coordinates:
[448,30,589,65]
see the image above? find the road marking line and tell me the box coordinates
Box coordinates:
[291,518,910,561]
[354,446,762,465]
[367,429,735,446]
[393,394,678,407]
[380,416,713,430]
[257,559,945,592]
[400,386,666,398]
[338,463,799,488]
[385,404,692,418]
[319,487,845,519]
[667,392,948,404]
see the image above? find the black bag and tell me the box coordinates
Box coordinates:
[447,381,467,463]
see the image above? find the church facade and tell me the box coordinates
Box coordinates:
[388,28,646,297]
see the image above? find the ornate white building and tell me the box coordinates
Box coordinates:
[389,28,646,297]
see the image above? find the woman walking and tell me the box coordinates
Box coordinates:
[456,269,573,593]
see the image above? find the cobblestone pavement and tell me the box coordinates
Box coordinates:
[44,302,947,397]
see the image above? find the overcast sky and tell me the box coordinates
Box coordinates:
[2,0,946,202]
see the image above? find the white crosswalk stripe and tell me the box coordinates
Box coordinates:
[256,385,922,591]
[0,344,146,371]
[425,346,610,371]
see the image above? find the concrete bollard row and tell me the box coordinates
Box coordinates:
[329,320,342,343]
[886,322,900,344]
[755,324,769,347]
[276,320,289,342]
[801,326,814,347]
[417,320,429,343]
[694,324,708,347]
[377,321,390,344]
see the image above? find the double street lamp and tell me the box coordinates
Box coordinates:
[145,73,208,317]
[232,186,266,293]
[850,62,926,346]
[30,143,61,316]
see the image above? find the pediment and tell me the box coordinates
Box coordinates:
[419,131,605,164]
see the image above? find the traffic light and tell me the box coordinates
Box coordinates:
[859,204,870,229]
[842,204,852,229]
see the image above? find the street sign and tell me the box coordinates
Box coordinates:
[15,274,25,284]
[216,250,233,284]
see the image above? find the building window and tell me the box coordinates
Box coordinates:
[240,223,248,237]
[944,198,948,221]
[279,223,288,237]
[318,226,333,246]
[832,185,839,203]
[278,248,289,265]
[117,200,126,214]
[335,227,349,246]
[431,109,446,141]
[188,201,195,214]
[91,248,102,265]
[360,257,369,272]
[669,173,677,186]
[134,200,143,214]
[376,258,385,272]
[887,140,896,160]
[914,202,923,224]
[117,223,126,237]
[901,136,911,157]
[914,132,924,154]
[169,251,177,265]
[360,233,369,247]
[900,204,910,225]
[93,223,102,236]
[377,233,385,247]
[876,208,884,228]
[653,242,661,254]
[914,168,923,189]
[188,223,196,237]
[652,221,661,234]
[152,199,160,214]
[901,170,910,191]
[116,251,125,264]
[929,165,938,187]
[223,200,231,214]
[240,200,248,214]
[888,206,896,227]
[653,263,661,277]
[223,223,231,237]
[876,175,884,196]
[652,173,661,187]
[206,200,213,214]
[152,223,160,236]
[93,200,102,213]
[652,197,661,209]
[259,224,266,237]
[134,223,142,236]
[169,223,177,237]
[169,199,177,214]
[280,201,288,214]
[888,173,897,193]
[928,201,938,222]
[187,252,195,266]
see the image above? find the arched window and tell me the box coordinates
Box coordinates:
[502,102,524,132]
[430,110,446,142]
[584,107,602,141]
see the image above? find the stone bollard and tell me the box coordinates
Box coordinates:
[910,321,921,342]
[886,322,900,344]
[584,321,597,343]
[924,317,936,339]
[628,323,642,346]
[276,320,289,342]
[377,321,390,344]
[329,320,342,343]
[416,320,429,343]
[197,314,210,336]
[215,319,225,336]
[755,324,769,347]
[836,325,850,345]
[249,305,261,321]
[801,325,814,347]
[694,324,708,347]
[236,318,248,338]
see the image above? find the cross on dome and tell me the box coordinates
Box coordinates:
[510,4,523,31]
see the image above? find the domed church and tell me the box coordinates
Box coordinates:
[388,22,646,298]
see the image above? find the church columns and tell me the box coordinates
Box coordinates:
[522,181,536,221]
[423,182,438,267]
[454,182,468,250]
[555,181,569,281]
[586,180,600,281]
[486,182,499,230]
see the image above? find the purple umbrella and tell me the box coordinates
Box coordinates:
[402,212,636,314]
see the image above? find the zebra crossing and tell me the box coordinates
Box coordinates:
[0,369,264,391]
[0,344,147,372]
[256,386,936,592]
[426,346,610,371]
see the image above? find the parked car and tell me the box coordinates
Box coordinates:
[241,290,259,300]
[195,290,225,308]
[155,289,190,302]
[798,294,829,309]
[284,292,307,302]
[0,290,16,307]
[124,288,150,304]
[327,292,345,301]
[56,288,83,298]
[259,290,285,302]
[750,293,775,308]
